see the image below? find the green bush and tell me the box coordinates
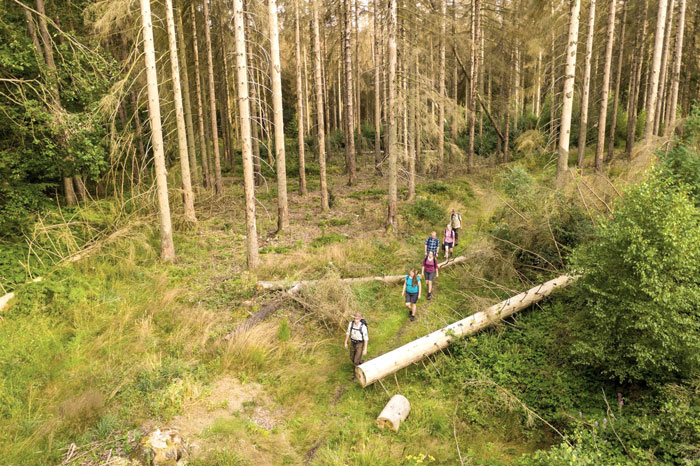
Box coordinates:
[404,198,446,226]
[660,105,700,204]
[499,165,534,198]
[310,233,346,249]
[570,172,700,383]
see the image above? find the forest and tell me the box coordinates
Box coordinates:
[0,0,699,464]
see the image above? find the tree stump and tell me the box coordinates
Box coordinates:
[376,394,410,432]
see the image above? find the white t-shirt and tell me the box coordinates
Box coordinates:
[346,321,368,342]
[451,213,462,229]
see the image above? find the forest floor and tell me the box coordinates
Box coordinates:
[2,151,589,465]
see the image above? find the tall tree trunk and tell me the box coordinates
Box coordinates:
[644,0,669,140]
[176,8,200,188]
[343,0,357,185]
[606,0,627,163]
[191,3,211,189]
[303,43,312,137]
[268,0,289,231]
[36,0,76,205]
[164,0,196,223]
[468,0,481,173]
[665,0,687,135]
[594,0,617,172]
[437,0,446,173]
[625,0,649,156]
[655,0,675,134]
[233,0,260,268]
[354,0,361,130]
[386,0,398,230]
[312,0,329,211]
[550,0,558,150]
[555,0,581,187]
[139,0,176,261]
[295,0,307,195]
[374,0,383,176]
[577,0,596,169]
[408,51,416,201]
[535,50,542,118]
[201,0,223,194]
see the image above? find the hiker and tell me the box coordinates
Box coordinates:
[421,250,439,300]
[443,224,455,260]
[344,312,368,367]
[451,209,462,246]
[401,269,421,321]
[424,231,440,259]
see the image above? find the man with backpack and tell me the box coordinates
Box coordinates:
[450,209,463,246]
[344,312,368,366]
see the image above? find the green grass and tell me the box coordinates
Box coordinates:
[0,161,551,465]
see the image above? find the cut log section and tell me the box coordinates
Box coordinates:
[376,394,411,432]
[257,252,482,291]
[356,275,576,387]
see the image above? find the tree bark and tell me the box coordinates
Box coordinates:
[374,0,383,176]
[257,253,478,291]
[295,0,307,195]
[233,0,260,268]
[356,275,577,387]
[268,0,289,231]
[386,0,398,231]
[376,395,411,432]
[665,0,687,135]
[437,0,446,173]
[176,8,200,188]
[534,50,542,117]
[594,0,617,172]
[555,0,581,187]
[139,0,176,261]
[625,0,649,156]
[644,0,669,140]
[35,0,76,206]
[577,0,596,170]
[190,3,211,189]
[468,0,481,173]
[312,0,329,211]
[201,0,223,195]
[165,0,196,223]
[343,0,357,185]
[654,0,675,135]
[606,0,627,163]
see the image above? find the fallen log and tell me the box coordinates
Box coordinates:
[257,252,481,291]
[355,274,576,387]
[0,277,43,313]
[376,394,411,432]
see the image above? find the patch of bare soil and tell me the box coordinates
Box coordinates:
[169,377,261,442]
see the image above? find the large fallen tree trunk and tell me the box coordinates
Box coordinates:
[355,274,576,387]
[257,252,481,291]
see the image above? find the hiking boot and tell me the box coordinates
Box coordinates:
[410,314,415,321]
[427,293,432,300]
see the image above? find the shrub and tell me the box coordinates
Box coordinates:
[499,165,534,198]
[404,198,446,226]
[310,233,346,249]
[660,105,700,204]
[570,172,700,383]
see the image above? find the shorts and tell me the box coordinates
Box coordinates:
[424,271,435,280]
[444,242,453,250]
[405,292,418,304]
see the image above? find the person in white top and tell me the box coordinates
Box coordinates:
[450,209,463,246]
[344,312,368,366]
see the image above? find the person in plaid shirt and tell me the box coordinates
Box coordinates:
[424,231,440,258]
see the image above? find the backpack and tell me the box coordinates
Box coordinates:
[350,319,368,341]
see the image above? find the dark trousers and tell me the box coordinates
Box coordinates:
[350,340,364,366]
[453,228,460,245]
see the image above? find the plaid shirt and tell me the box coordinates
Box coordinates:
[425,236,440,254]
